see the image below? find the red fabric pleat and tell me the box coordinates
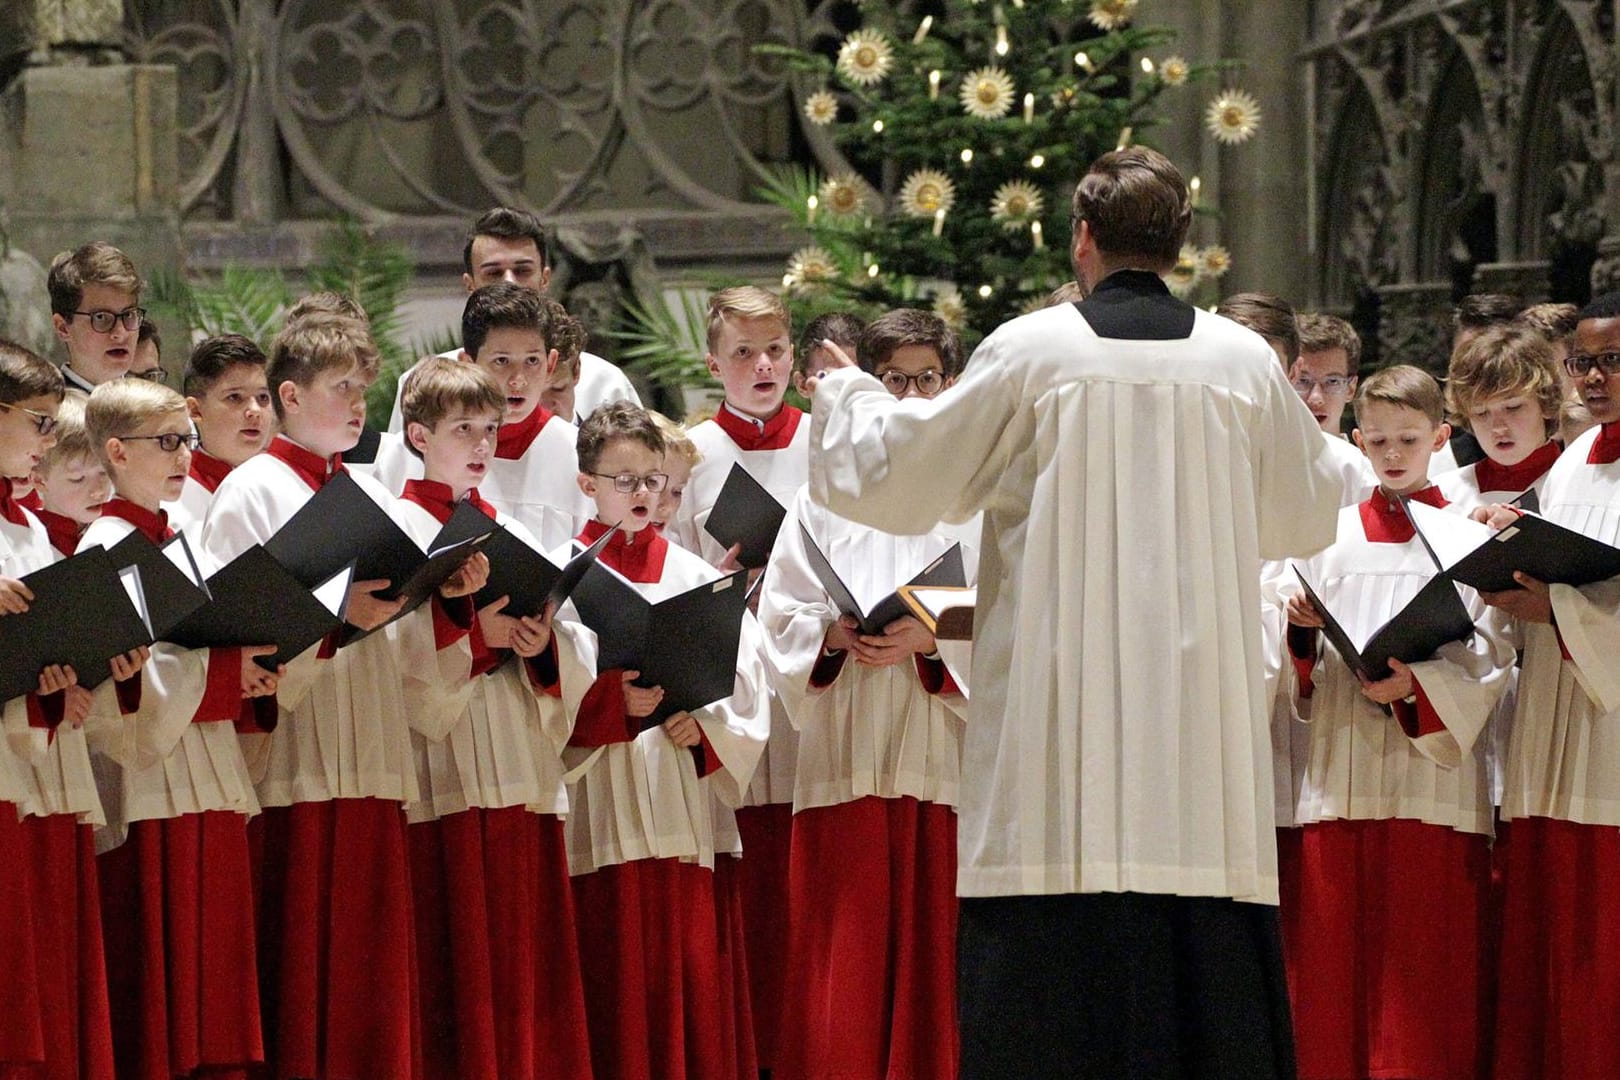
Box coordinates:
[409,808,591,1080]
[99,812,262,1080]
[776,796,960,1080]
[711,854,758,1080]
[21,816,114,1080]
[1278,818,1491,1080]
[1492,816,1620,1080]
[0,804,44,1068]
[252,799,418,1080]
[733,801,793,1069]
[572,858,726,1080]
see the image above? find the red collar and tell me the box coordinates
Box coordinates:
[1475,439,1561,492]
[578,518,668,583]
[188,448,234,494]
[34,507,83,557]
[713,403,802,452]
[401,478,498,525]
[1589,422,1620,466]
[18,490,41,512]
[495,405,554,460]
[0,478,28,527]
[1360,485,1448,544]
[101,497,173,544]
[267,436,347,492]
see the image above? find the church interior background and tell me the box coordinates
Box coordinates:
[1,0,1615,390]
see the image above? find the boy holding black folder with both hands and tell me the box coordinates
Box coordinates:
[198,309,485,1080]
[553,402,768,1080]
[392,357,593,1080]
[1487,292,1620,1077]
[757,308,977,1080]
[0,339,125,1080]
[1279,365,1513,1080]
[76,377,280,1080]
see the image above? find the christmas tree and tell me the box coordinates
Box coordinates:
[759,0,1260,347]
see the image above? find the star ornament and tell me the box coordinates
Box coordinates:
[960,66,1016,120]
[818,174,868,218]
[1159,56,1190,87]
[804,90,838,126]
[990,181,1045,230]
[1165,245,1203,296]
[1088,0,1139,31]
[1198,245,1232,279]
[836,28,893,87]
[1206,89,1262,145]
[785,246,840,294]
[898,169,957,218]
[933,287,968,331]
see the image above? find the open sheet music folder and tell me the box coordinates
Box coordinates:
[431,503,616,619]
[568,561,751,728]
[1402,497,1620,595]
[165,546,353,670]
[104,530,210,639]
[0,546,151,701]
[798,524,967,636]
[1290,566,1475,684]
[704,463,787,569]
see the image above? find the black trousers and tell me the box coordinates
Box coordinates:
[958,891,1297,1080]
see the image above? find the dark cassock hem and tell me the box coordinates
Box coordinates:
[958,891,1296,1080]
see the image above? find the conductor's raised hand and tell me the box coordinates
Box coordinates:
[801,339,858,399]
[1480,571,1554,624]
[240,645,282,698]
[345,578,406,631]
[0,576,33,615]
[1285,592,1324,629]
[36,663,76,696]
[109,646,150,682]
[620,671,664,719]
[439,552,489,600]
[662,711,702,748]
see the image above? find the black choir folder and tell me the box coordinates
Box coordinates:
[704,463,786,569]
[104,531,210,639]
[1402,497,1620,595]
[264,473,494,644]
[164,546,353,670]
[569,562,751,728]
[799,525,968,636]
[1290,567,1475,684]
[429,503,616,618]
[0,546,151,701]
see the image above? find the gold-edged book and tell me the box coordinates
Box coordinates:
[898,584,976,641]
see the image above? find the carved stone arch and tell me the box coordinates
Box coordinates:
[1412,42,1492,295]
[1319,57,1396,310]
[1515,5,1602,300]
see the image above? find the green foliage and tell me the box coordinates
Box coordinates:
[610,288,720,394]
[761,0,1229,346]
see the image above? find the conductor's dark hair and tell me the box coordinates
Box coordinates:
[184,334,267,398]
[463,207,548,275]
[1576,291,1620,323]
[1070,146,1191,272]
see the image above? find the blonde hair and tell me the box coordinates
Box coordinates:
[36,391,92,473]
[1445,324,1563,435]
[648,411,701,468]
[85,379,189,470]
[399,358,505,459]
[1353,364,1445,425]
[705,286,790,353]
[267,311,380,421]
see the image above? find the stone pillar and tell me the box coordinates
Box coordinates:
[1471,260,1551,304]
[0,0,123,64]
[1590,236,1620,299]
[1375,281,1453,376]
[0,63,182,293]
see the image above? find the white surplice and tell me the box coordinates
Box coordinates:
[758,485,976,812]
[1501,426,1620,824]
[808,300,1342,904]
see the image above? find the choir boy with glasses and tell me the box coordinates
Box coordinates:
[130,319,165,383]
[759,307,979,1080]
[47,242,146,392]
[1487,292,1620,1077]
[0,339,149,1080]
[77,378,281,1080]
[669,285,809,1073]
[552,401,768,1080]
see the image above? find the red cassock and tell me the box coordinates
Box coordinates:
[0,803,44,1076]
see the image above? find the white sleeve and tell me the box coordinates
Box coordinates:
[1549,577,1620,713]
[83,643,218,769]
[1405,590,1517,767]
[756,498,840,728]
[393,602,476,742]
[1254,363,1343,562]
[693,611,771,807]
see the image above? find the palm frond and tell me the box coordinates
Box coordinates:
[609,289,717,392]
[188,265,293,349]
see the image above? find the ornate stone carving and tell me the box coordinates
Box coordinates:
[1375,281,1454,375]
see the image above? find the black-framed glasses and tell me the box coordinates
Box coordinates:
[0,400,58,436]
[71,307,145,333]
[1564,352,1620,378]
[1291,374,1354,396]
[117,432,200,453]
[590,471,668,494]
[879,368,946,396]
